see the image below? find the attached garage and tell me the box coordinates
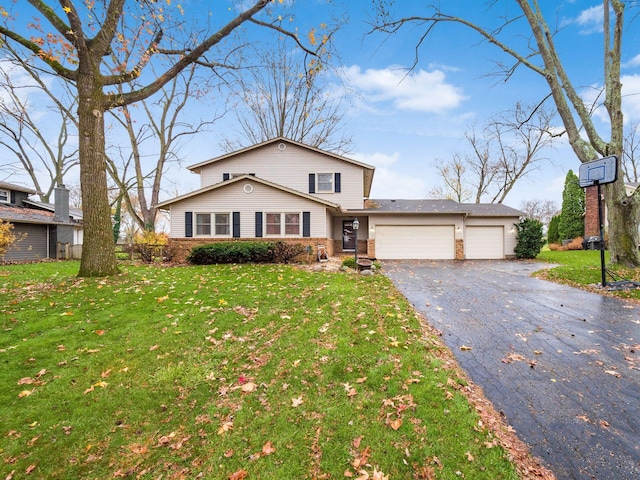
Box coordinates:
[465,226,504,259]
[375,225,455,259]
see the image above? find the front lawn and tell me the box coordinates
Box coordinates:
[535,249,640,299]
[0,262,530,479]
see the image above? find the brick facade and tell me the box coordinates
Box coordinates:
[455,239,464,260]
[584,186,601,237]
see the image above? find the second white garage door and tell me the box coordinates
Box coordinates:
[375,225,455,259]
[465,226,504,259]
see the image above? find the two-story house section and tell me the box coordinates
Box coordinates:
[157,137,523,261]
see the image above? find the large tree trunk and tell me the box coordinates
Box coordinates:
[606,176,640,267]
[77,77,119,277]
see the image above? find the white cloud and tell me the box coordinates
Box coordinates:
[352,151,399,168]
[573,5,605,33]
[352,151,426,199]
[622,74,640,122]
[342,65,467,114]
[623,54,640,69]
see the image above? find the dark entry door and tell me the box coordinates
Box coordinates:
[342,220,355,251]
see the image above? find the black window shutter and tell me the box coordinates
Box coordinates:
[308,174,315,194]
[185,212,193,238]
[223,173,230,181]
[334,173,341,193]
[233,212,241,238]
[303,212,311,238]
[255,212,263,237]
[10,191,16,204]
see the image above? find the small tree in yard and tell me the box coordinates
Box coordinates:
[558,170,585,241]
[0,220,16,256]
[514,218,545,259]
[547,215,560,245]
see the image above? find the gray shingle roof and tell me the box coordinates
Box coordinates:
[363,199,523,217]
[0,181,36,194]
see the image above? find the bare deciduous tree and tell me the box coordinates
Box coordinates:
[430,102,557,203]
[0,49,78,201]
[622,121,640,183]
[222,40,352,155]
[374,0,638,266]
[1,0,318,276]
[106,66,222,233]
[519,198,559,226]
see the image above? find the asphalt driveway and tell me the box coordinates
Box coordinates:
[383,260,640,480]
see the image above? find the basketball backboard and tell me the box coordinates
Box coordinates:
[578,155,618,187]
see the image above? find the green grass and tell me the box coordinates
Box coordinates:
[535,248,640,299]
[0,262,521,479]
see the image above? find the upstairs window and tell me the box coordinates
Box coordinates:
[317,173,334,192]
[0,189,8,203]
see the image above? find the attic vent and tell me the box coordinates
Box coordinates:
[277,142,287,151]
[243,184,254,194]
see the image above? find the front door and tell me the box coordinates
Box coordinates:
[342,220,355,251]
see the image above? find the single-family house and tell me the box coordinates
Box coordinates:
[156,137,523,261]
[0,182,83,261]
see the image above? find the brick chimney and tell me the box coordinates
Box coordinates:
[53,184,70,223]
[584,185,600,237]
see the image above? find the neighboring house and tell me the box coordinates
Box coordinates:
[0,181,83,261]
[156,137,523,261]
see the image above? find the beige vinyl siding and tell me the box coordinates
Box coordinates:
[169,180,327,238]
[197,142,365,209]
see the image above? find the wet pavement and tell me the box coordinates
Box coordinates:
[383,260,640,480]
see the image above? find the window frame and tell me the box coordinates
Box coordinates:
[316,173,335,193]
[264,212,301,237]
[0,189,8,203]
[214,213,231,236]
[195,213,212,236]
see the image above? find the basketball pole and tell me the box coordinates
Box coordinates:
[596,180,606,287]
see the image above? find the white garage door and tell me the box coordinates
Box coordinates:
[375,225,455,259]
[465,226,504,259]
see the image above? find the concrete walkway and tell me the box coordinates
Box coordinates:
[383,260,640,480]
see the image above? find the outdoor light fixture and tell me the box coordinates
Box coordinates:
[352,217,360,261]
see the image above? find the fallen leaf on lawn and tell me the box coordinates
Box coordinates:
[344,470,354,478]
[356,377,367,383]
[389,418,402,431]
[355,470,369,480]
[347,388,358,397]
[60,312,73,316]
[352,446,371,469]
[291,396,304,407]
[241,382,257,393]
[217,421,234,435]
[466,451,474,461]
[372,468,389,480]
[25,465,36,474]
[18,378,35,385]
[18,390,34,398]
[224,449,234,458]
[352,436,363,448]
[459,345,472,351]
[261,441,276,456]
[35,369,47,378]
[228,469,248,480]
[149,344,159,351]
[95,330,106,336]
[101,369,112,378]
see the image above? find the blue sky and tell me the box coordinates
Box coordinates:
[3,1,640,211]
